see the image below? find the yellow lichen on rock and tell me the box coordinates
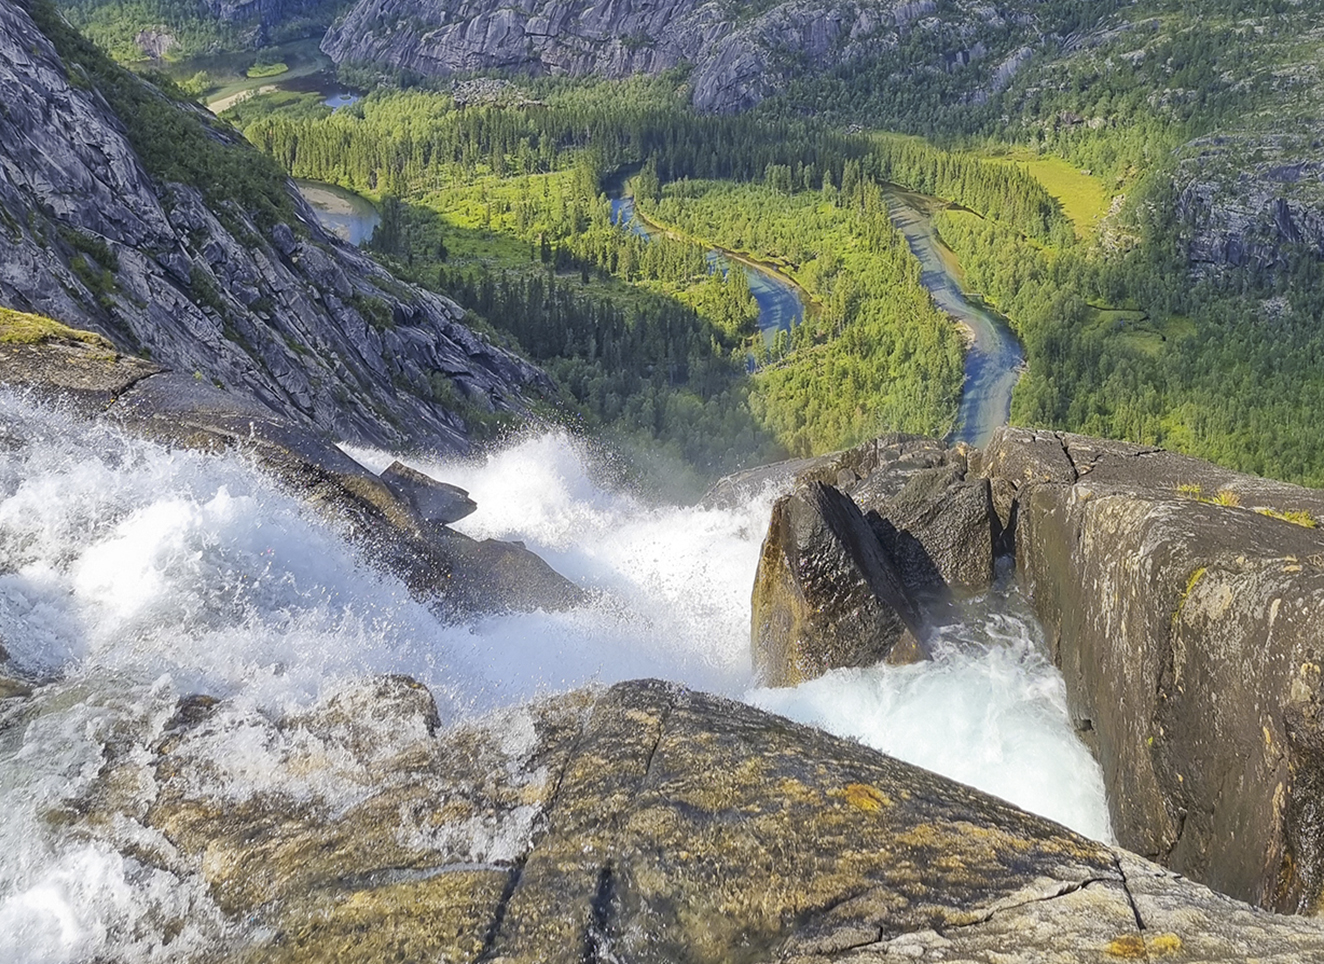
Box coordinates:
[842,782,893,812]
[1149,933,1183,956]
[0,306,112,348]
[1106,934,1147,958]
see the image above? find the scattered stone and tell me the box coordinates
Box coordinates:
[380,459,477,524]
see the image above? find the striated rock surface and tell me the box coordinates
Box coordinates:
[988,426,1324,913]
[1,0,549,456]
[751,480,921,686]
[2,323,582,616]
[43,676,1324,961]
[322,0,1050,113]
[1176,133,1324,275]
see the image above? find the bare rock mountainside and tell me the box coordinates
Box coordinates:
[0,0,549,454]
[322,0,1045,113]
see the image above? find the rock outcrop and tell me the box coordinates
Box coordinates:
[746,434,997,684]
[987,426,1324,913]
[1176,133,1324,276]
[321,0,1050,113]
[746,425,1324,915]
[42,675,1324,960]
[2,317,582,616]
[1,0,548,456]
[751,480,921,686]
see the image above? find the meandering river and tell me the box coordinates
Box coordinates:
[884,189,1025,448]
[294,171,1020,445]
[609,184,1023,445]
[610,194,805,342]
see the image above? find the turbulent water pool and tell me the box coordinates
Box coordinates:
[0,395,1110,962]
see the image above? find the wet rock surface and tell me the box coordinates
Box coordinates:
[746,434,996,685]
[0,329,582,617]
[380,459,478,524]
[990,426,1324,912]
[50,677,1324,961]
[751,481,921,686]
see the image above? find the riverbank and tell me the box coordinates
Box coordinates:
[295,179,380,246]
[882,188,1025,448]
[611,192,811,341]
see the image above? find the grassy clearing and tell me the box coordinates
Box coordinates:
[982,149,1111,239]
[246,63,289,79]
[0,307,113,347]
[1083,307,1195,358]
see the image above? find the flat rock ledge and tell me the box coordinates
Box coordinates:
[35,676,1324,962]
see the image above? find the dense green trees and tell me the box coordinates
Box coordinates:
[639,176,963,452]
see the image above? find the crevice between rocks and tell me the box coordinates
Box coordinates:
[1114,856,1147,933]
[1053,433,1081,483]
[931,874,1120,936]
[640,696,674,785]
[581,861,616,964]
[473,698,598,963]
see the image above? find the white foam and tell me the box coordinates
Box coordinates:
[747,607,1114,842]
[0,395,1112,963]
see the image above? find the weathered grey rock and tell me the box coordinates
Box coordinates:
[0,0,549,456]
[700,433,953,510]
[997,427,1324,912]
[59,677,1324,960]
[380,459,477,524]
[1176,132,1324,275]
[322,0,1053,113]
[862,465,995,598]
[751,481,921,686]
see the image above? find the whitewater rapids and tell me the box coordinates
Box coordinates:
[0,394,1111,963]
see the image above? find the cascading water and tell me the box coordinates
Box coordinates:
[0,393,1111,963]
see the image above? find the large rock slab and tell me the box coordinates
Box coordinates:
[751,481,922,686]
[857,464,996,598]
[1001,426,1324,912]
[53,677,1324,961]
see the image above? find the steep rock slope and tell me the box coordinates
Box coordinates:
[321,0,1046,113]
[0,0,548,453]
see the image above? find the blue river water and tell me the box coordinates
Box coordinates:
[610,195,805,342]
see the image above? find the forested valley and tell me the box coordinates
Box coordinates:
[64,0,1324,487]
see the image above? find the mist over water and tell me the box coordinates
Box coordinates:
[0,395,1110,963]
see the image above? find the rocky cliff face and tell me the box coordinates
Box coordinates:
[321,0,1039,113]
[1,0,548,455]
[744,426,1324,915]
[990,427,1324,914]
[1175,133,1324,275]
